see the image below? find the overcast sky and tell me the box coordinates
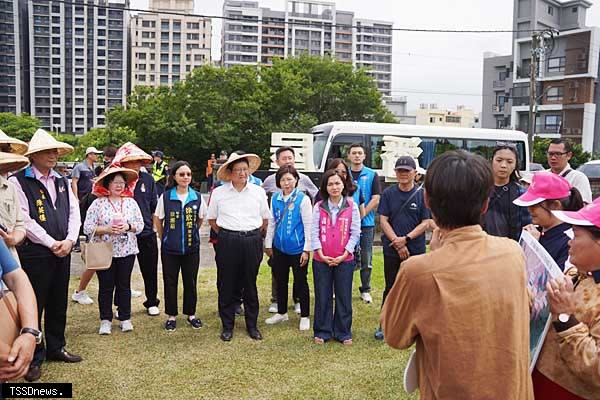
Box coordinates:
[130,0,600,114]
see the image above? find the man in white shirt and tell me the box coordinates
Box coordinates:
[208,153,270,342]
[546,139,592,204]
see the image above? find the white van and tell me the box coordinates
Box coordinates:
[308,121,529,174]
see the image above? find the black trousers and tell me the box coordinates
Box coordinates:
[272,248,309,317]
[98,255,135,321]
[162,251,200,316]
[137,234,159,308]
[270,267,300,305]
[216,230,262,331]
[382,255,402,308]
[20,254,70,366]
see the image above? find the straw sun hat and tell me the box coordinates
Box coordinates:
[216,153,261,182]
[0,129,28,155]
[112,142,153,166]
[0,152,29,175]
[24,129,73,157]
[92,166,138,198]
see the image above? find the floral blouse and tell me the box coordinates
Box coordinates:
[83,197,144,258]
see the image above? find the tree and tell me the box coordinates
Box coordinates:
[0,113,41,141]
[70,126,137,161]
[532,137,591,169]
[107,56,396,173]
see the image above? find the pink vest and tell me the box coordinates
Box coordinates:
[314,198,354,262]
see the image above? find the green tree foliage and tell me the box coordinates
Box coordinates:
[532,137,591,169]
[107,56,396,172]
[0,112,41,141]
[69,126,137,161]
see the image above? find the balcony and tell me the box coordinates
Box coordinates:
[492,104,504,113]
[535,124,561,134]
[493,80,506,89]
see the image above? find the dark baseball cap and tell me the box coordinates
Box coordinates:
[395,156,417,171]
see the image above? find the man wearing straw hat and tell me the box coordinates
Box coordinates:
[0,129,30,261]
[208,152,270,342]
[9,129,82,382]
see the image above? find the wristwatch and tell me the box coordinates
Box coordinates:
[20,327,43,344]
[405,235,412,242]
[558,313,571,323]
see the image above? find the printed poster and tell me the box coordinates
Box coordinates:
[519,230,564,372]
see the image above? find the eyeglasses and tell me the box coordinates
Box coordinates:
[547,151,568,158]
[177,172,192,177]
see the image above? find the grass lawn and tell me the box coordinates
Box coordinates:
[31,248,418,400]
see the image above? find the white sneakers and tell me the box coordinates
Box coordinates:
[294,303,301,314]
[360,292,373,304]
[72,290,93,305]
[265,313,289,325]
[120,319,133,332]
[99,320,112,335]
[147,306,160,316]
[130,289,142,298]
[268,303,278,313]
[299,317,310,331]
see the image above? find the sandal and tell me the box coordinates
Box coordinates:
[314,337,325,345]
[342,338,353,346]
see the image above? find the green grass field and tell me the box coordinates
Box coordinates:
[31,249,418,400]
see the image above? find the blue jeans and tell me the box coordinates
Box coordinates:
[312,260,354,342]
[359,226,374,293]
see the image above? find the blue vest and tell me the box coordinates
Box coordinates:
[353,167,377,227]
[162,188,202,255]
[271,189,306,255]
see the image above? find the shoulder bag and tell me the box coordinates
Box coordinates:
[81,227,113,271]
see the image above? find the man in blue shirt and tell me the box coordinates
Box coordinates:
[376,156,431,340]
[348,143,381,304]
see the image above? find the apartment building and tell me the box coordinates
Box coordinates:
[16,0,129,134]
[416,104,478,128]
[0,0,23,114]
[221,0,393,97]
[482,0,600,152]
[130,0,211,88]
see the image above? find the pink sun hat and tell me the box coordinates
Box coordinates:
[513,171,571,207]
[553,197,600,228]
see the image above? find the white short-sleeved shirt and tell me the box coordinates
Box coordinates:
[207,181,270,231]
[549,164,593,204]
[155,190,207,220]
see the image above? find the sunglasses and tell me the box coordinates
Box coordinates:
[177,172,192,177]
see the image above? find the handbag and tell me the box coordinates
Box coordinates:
[0,290,20,359]
[81,227,113,271]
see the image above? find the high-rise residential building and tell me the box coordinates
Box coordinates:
[0,0,22,114]
[130,0,211,88]
[221,0,393,97]
[355,19,392,97]
[19,0,129,134]
[482,0,600,152]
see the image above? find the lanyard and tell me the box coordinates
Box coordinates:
[107,198,123,214]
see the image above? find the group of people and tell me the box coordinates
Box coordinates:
[1,126,599,399]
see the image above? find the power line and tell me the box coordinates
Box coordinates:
[51,0,540,34]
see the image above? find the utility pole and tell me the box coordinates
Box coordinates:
[528,32,540,163]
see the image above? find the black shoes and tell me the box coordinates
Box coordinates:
[220,330,233,342]
[47,348,83,363]
[247,328,263,341]
[24,365,41,382]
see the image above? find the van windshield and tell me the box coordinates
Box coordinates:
[312,132,330,170]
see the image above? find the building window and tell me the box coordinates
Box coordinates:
[138,64,146,71]
[446,116,461,124]
[546,86,564,102]
[194,54,204,61]
[572,7,578,13]
[548,6,554,15]
[548,57,565,72]
[161,20,169,30]
[429,117,435,124]
[160,75,168,84]
[173,21,181,32]
[138,53,146,60]
[138,75,146,82]
[544,115,561,132]
[187,22,200,29]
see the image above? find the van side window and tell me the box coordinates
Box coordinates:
[369,135,384,169]
[327,134,365,168]
[419,138,463,168]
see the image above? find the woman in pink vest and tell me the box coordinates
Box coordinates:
[311,169,361,345]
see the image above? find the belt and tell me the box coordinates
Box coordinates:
[219,228,261,237]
